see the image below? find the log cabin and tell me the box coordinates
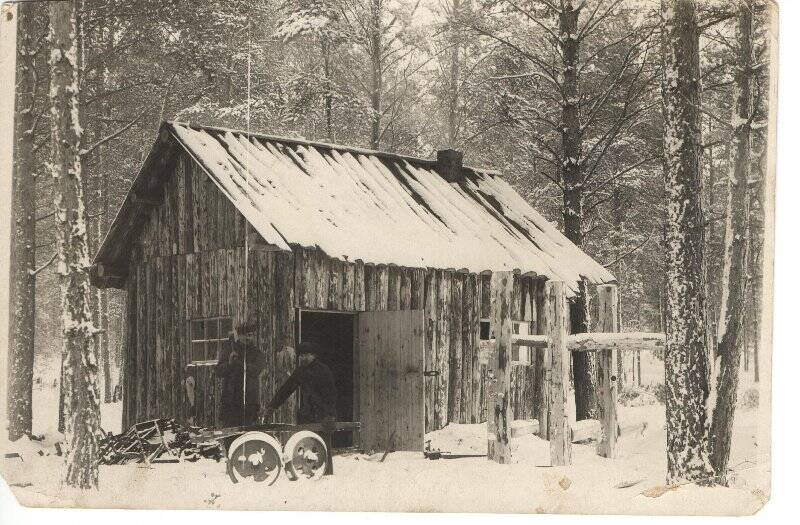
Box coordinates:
[91,122,615,452]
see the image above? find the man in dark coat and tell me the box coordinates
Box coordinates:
[260,341,337,424]
[215,334,245,428]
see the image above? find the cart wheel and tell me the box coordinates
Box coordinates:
[283,431,328,481]
[226,432,283,485]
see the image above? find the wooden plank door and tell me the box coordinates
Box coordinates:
[358,310,424,453]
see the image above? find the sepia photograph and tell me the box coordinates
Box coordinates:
[0,0,778,516]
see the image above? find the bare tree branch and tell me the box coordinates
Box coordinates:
[29,252,57,277]
[79,107,149,158]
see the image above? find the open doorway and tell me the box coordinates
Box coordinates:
[298,310,355,447]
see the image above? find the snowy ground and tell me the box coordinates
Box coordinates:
[1,373,769,515]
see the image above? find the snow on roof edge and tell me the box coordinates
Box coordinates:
[167,121,503,176]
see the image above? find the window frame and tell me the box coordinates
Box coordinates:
[480,318,534,364]
[187,316,233,366]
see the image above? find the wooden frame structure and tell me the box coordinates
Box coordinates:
[487,273,665,465]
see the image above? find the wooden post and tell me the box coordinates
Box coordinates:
[596,284,619,458]
[488,271,513,463]
[535,281,549,439]
[546,281,571,466]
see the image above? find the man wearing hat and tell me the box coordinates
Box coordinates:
[259,340,337,424]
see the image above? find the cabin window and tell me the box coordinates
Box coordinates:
[479,320,491,340]
[480,320,533,362]
[188,316,233,365]
[513,321,532,364]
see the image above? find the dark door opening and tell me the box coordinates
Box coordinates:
[298,310,355,447]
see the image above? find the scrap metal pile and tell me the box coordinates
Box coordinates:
[98,418,222,465]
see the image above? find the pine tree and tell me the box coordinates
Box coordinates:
[7,0,43,442]
[709,0,762,484]
[468,0,661,420]
[660,0,714,485]
[49,0,101,489]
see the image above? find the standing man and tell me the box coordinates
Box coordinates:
[216,330,258,428]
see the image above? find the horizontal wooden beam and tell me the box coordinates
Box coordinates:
[95,262,125,279]
[491,331,665,353]
[567,332,665,353]
[89,263,128,289]
[131,192,162,207]
[511,334,550,349]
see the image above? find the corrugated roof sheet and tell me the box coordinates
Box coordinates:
[163,122,614,291]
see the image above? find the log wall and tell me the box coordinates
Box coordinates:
[509,364,537,421]
[291,246,546,432]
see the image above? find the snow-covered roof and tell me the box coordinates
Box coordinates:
[96,122,615,292]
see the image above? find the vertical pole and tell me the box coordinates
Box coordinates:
[596,284,619,458]
[546,281,571,466]
[488,271,513,463]
[535,281,549,439]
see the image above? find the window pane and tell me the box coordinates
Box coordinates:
[221,318,233,337]
[211,340,222,361]
[192,341,206,362]
[206,319,218,340]
[191,320,204,341]
[480,321,490,340]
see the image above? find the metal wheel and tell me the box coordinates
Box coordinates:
[283,430,328,481]
[226,432,283,485]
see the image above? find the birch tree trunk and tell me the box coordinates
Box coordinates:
[660,0,714,485]
[7,1,38,441]
[49,0,101,489]
[559,0,596,421]
[709,0,753,484]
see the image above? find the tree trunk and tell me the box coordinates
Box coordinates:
[49,0,101,489]
[446,0,462,148]
[7,1,38,441]
[748,147,765,387]
[752,309,759,382]
[559,1,596,421]
[98,26,113,403]
[709,0,753,484]
[369,0,382,149]
[660,0,714,485]
[322,40,334,142]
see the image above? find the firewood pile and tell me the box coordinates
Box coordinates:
[98,418,222,465]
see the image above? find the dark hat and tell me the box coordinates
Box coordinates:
[296,341,321,356]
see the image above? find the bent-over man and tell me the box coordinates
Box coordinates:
[260,340,337,424]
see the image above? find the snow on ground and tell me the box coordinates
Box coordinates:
[2,358,768,514]
[1,391,768,515]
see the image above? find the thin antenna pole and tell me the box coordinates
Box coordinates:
[242,18,253,426]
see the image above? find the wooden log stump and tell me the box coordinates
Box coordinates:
[596,284,620,458]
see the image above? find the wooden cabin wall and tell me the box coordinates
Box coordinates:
[135,152,248,260]
[121,151,298,429]
[292,247,546,433]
